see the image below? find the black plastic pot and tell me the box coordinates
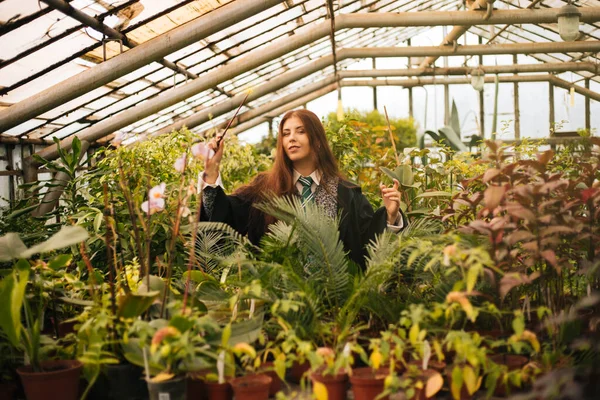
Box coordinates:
[147,375,187,400]
[105,363,148,400]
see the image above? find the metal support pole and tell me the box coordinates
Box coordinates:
[32,140,90,217]
[444,84,450,125]
[479,36,485,139]
[585,79,591,131]
[372,58,378,111]
[6,144,15,207]
[22,156,38,184]
[408,88,414,119]
[513,54,521,140]
[549,82,555,134]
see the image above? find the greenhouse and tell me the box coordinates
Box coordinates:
[0,0,599,399]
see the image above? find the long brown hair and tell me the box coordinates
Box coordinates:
[234,109,342,232]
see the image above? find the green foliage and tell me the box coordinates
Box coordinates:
[324,109,417,208]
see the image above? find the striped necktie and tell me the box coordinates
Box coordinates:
[298,176,314,205]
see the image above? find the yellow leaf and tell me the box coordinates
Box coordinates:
[151,372,174,382]
[313,381,328,400]
[370,349,382,370]
[433,340,445,362]
[409,324,420,346]
[463,366,478,395]
[425,371,444,398]
[233,342,256,358]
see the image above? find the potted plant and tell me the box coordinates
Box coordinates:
[122,307,221,400]
[228,342,272,400]
[0,226,89,400]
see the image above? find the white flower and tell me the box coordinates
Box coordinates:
[191,143,215,160]
[141,198,165,215]
[142,183,166,215]
[180,206,190,218]
[174,154,187,173]
[149,183,166,200]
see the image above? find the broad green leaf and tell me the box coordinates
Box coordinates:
[6,204,39,220]
[93,212,103,233]
[394,165,414,186]
[221,323,232,347]
[380,167,398,182]
[0,259,30,347]
[22,226,88,258]
[117,291,160,318]
[0,233,28,262]
[169,315,194,333]
[48,254,72,270]
[416,191,452,198]
[512,315,525,336]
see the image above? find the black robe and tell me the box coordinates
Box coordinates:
[201,179,406,269]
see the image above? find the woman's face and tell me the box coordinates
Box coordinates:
[281,116,313,165]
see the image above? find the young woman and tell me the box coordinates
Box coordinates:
[201,109,406,269]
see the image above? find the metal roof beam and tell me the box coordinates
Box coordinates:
[0,0,286,133]
[419,0,490,68]
[30,38,600,162]
[340,62,599,77]
[4,6,600,134]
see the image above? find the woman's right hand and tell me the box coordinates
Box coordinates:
[203,134,225,184]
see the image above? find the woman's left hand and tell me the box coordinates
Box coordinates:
[380,178,402,225]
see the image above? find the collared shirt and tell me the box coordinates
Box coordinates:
[292,169,321,196]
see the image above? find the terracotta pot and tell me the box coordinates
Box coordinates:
[17,359,82,400]
[205,380,232,400]
[408,369,439,400]
[0,382,17,400]
[230,374,272,400]
[349,367,389,400]
[289,360,310,383]
[186,370,213,400]
[489,354,528,397]
[311,371,348,400]
[147,375,186,400]
[105,362,148,400]
[260,362,283,396]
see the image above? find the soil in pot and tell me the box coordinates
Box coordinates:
[17,359,83,400]
[311,371,349,400]
[259,362,284,396]
[230,374,272,400]
[204,380,233,400]
[147,375,187,400]
[350,367,389,400]
[489,354,528,397]
[105,362,149,400]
